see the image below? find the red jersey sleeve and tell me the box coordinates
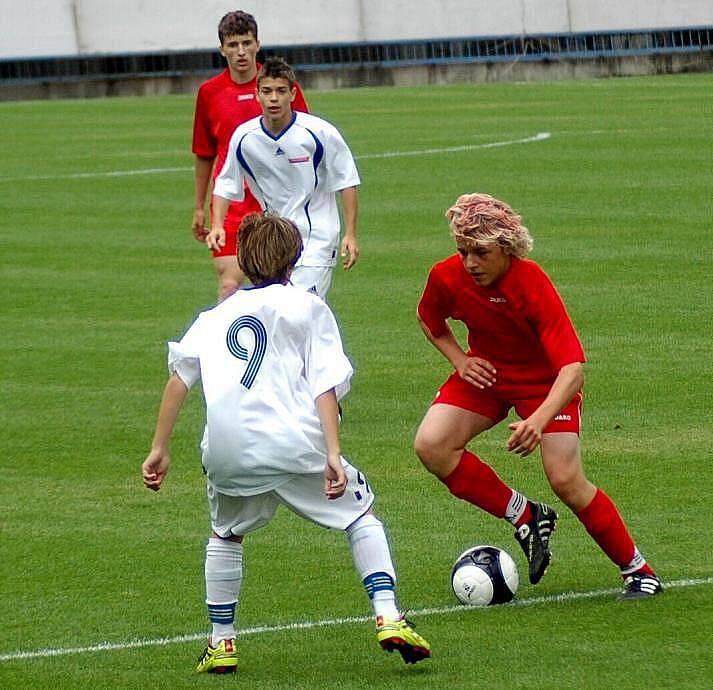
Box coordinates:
[192,84,217,158]
[292,83,309,113]
[417,264,453,338]
[528,268,586,370]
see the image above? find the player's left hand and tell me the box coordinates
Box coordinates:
[142,449,171,491]
[506,419,543,457]
[341,235,359,270]
[324,454,347,499]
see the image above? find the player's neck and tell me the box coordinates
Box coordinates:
[262,112,294,136]
[228,64,258,85]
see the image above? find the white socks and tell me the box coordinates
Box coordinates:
[347,514,400,620]
[205,537,243,643]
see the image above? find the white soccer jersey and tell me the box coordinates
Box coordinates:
[213,112,360,267]
[168,283,353,496]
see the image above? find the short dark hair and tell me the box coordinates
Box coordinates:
[237,213,303,285]
[257,56,296,88]
[218,11,258,44]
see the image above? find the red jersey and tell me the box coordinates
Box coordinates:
[418,255,585,393]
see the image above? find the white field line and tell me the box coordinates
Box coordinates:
[0,132,550,183]
[1,575,710,663]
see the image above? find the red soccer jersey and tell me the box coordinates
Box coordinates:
[418,255,585,393]
[192,67,309,183]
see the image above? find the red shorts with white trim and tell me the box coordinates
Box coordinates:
[433,371,583,435]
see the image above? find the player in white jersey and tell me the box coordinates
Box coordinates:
[209,57,360,298]
[142,213,430,674]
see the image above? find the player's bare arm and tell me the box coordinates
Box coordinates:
[339,186,360,269]
[315,388,347,499]
[192,155,214,241]
[417,315,496,389]
[507,362,584,456]
[142,373,190,491]
[207,194,231,250]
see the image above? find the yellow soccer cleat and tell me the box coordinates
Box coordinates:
[376,616,431,664]
[196,638,238,674]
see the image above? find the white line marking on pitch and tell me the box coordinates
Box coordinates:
[1,575,710,662]
[357,132,551,159]
[0,133,551,182]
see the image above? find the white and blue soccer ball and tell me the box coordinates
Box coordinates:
[451,545,519,606]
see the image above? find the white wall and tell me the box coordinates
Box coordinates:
[1,0,711,59]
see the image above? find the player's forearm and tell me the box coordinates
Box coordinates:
[418,317,468,370]
[315,389,341,458]
[194,156,214,209]
[151,374,190,451]
[211,195,231,231]
[532,362,584,426]
[340,186,358,238]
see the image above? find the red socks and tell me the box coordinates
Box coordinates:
[576,489,653,575]
[442,450,514,519]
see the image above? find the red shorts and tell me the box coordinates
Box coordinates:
[433,371,583,435]
[209,192,262,259]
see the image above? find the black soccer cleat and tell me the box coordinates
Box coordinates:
[514,501,558,584]
[619,573,663,600]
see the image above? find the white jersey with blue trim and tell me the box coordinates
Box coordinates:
[214,111,360,267]
[167,283,353,496]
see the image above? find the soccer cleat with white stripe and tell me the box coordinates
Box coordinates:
[620,573,663,600]
[514,501,558,584]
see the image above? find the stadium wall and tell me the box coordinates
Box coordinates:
[2,0,713,56]
[1,1,712,100]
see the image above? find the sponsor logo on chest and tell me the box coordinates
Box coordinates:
[237,93,254,101]
[489,296,507,303]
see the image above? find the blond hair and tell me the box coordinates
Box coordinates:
[445,193,533,258]
[237,213,303,285]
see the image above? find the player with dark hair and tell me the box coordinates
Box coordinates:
[192,11,308,300]
[209,57,360,298]
[414,192,663,599]
[142,213,431,674]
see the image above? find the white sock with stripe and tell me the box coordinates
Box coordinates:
[346,514,400,620]
[205,537,243,644]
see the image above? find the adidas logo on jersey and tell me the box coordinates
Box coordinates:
[275,147,285,156]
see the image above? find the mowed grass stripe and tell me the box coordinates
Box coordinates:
[2,576,711,662]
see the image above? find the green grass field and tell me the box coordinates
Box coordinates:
[1,72,712,688]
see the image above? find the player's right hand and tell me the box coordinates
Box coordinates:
[192,209,209,242]
[457,356,497,389]
[206,226,226,251]
[142,449,171,491]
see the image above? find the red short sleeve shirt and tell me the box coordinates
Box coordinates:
[418,255,585,393]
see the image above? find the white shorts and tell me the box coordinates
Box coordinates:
[289,265,333,299]
[208,458,374,537]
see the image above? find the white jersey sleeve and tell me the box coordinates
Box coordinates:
[322,122,360,193]
[167,315,204,388]
[305,298,353,401]
[213,123,253,202]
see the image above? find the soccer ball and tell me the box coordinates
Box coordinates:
[451,545,519,606]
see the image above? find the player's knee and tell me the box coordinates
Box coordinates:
[414,429,448,471]
[218,279,240,301]
[345,512,383,537]
[548,468,587,507]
